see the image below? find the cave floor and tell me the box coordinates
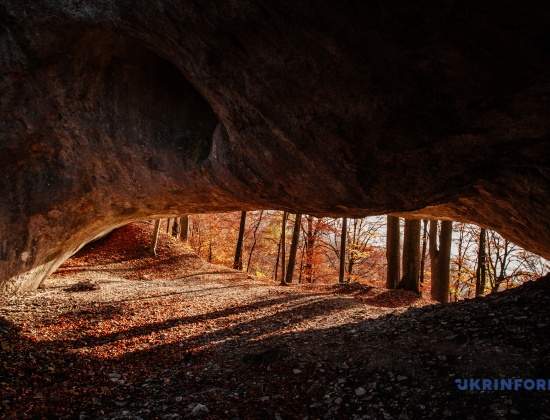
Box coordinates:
[1,225,549,419]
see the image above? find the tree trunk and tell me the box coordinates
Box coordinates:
[233,211,247,270]
[454,224,465,302]
[151,219,161,256]
[285,213,302,284]
[400,218,421,293]
[298,240,306,284]
[475,228,487,297]
[180,215,189,241]
[165,218,171,233]
[304,215,315,283]
[429,221,439,299]
[439,221,453,302]
[172,217,180,237]
[274,235,282,281]
[437,221,452,302]
[208,240,213,262]
[386,215,400,289]
[429,220,453,303]
[493,238,510,293]
[339,217,348,284]
[246,210,264,273]
[279,211,288,285]
[419,219,428,284]
[347,257,354,283]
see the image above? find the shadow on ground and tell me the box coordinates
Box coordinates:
[1,275,550,419]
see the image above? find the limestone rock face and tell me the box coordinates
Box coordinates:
[0,1,549,292]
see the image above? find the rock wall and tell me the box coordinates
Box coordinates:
[1,1,549,292]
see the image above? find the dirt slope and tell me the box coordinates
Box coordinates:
[46,221,246,286]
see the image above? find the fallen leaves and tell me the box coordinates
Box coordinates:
[1,223,549,419]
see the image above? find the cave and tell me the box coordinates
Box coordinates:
[2,2,550,418]
[1,2,549,295]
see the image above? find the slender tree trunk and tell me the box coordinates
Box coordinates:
[274,235,282,281]
[348,219,358,282]
[429,220,453,303]
[246,211,264,273]
[165,218,171,233]
[494,239,510,292]
[419,219,428,284]
[151,219,161,256]
[233,211,247,270]
[180,215,189,241]
[400,218,421,293]
[285,213,302,284]
[486,235,497,292]
[454,224,466,302]
[438,221,452,302]
[172,217,180,237]
[339,217,348,284]
[475,228,487,297]
[298,240,306,284]
[429,221,439,299]
[279,211,288,285]
[208,240,213,262]
[386,216,400,289]
[347,257,354,283]
[304,215,315,283]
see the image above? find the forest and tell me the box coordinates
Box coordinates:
[161,212,548,301]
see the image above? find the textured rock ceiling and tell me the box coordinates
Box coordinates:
[0,1,549,292]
